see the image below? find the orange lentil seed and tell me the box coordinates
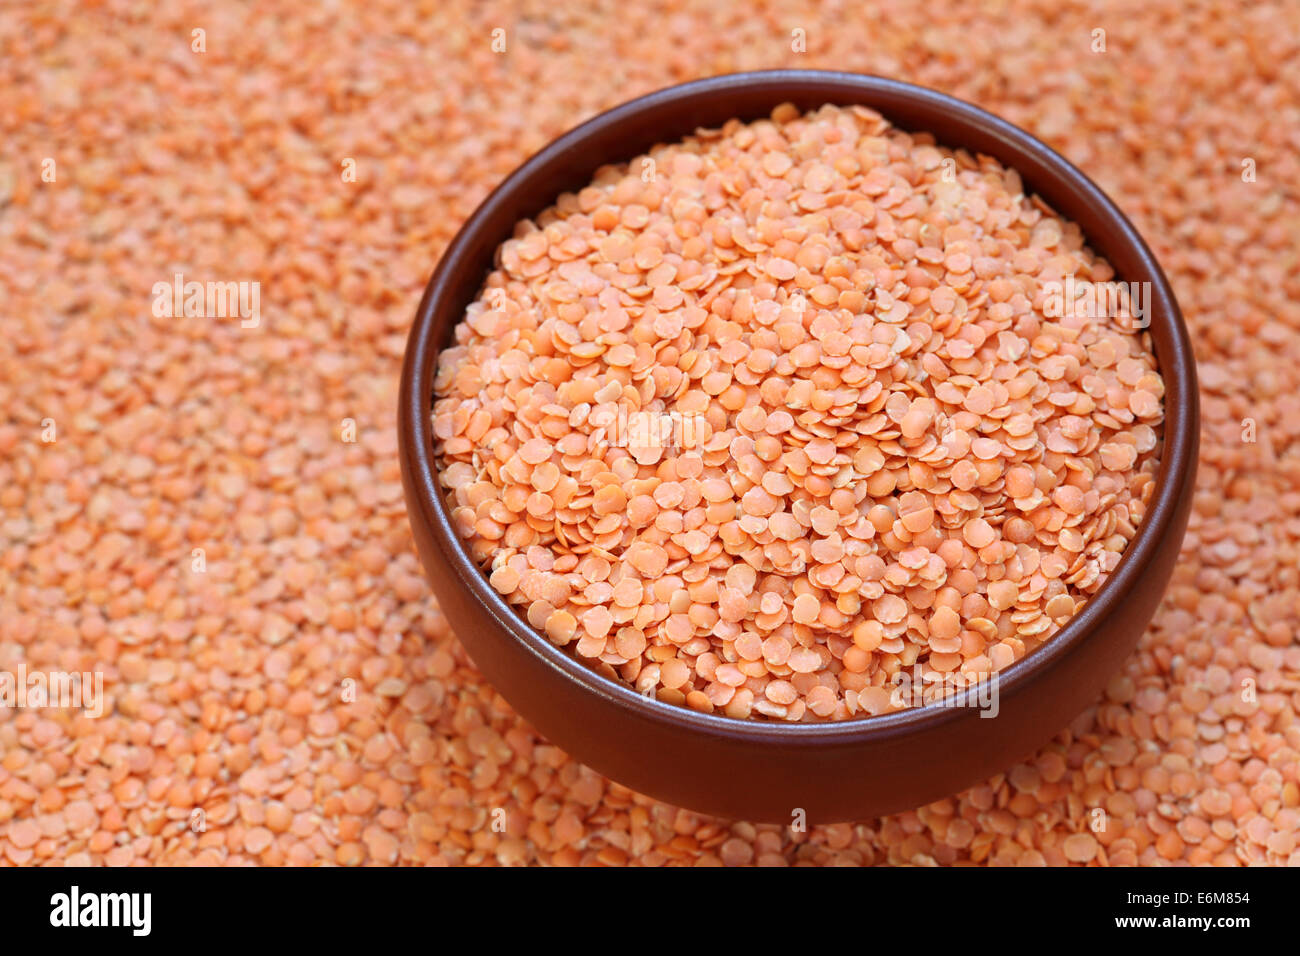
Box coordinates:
[3,0,1294,870]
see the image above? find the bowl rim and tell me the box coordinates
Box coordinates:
[399,69,1199,744]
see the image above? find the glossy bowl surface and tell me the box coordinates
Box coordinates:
[399,71,1199,823]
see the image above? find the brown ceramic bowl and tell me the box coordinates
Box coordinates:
[399,71,1199,823]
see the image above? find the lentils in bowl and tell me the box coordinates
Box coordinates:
[432,102,1163,723]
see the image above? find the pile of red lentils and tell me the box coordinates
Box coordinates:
[436,103,1164,721]
[1,0,1296,865]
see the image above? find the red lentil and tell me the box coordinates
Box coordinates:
[2,0,1296,869]
[437,103,1164,723]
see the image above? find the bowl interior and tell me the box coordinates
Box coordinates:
[402,70,1199,741]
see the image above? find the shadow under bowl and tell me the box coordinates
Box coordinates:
[399,70,1199,824]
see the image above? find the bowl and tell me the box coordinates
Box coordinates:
[399,70,1199,823]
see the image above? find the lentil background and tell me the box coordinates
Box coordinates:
[0,0,1297,866]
